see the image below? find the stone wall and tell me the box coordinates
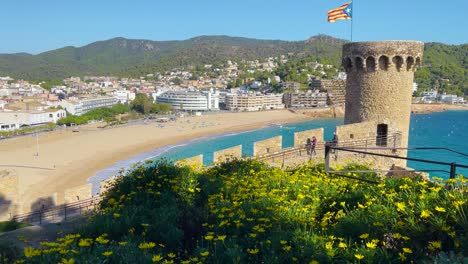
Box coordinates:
[328,149,406,173]
[253,136,282,156]
[294,128,324,147]
[100,177,118,195]
[213,145,242,164]
[0,170,18,220]
[64,184,92,203]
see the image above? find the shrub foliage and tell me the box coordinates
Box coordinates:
[15,159,468,263]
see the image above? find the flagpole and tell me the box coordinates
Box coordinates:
[351,1,354,41]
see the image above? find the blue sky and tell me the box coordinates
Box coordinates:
[1,0,467,54]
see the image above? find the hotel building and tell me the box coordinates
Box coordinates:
[156,91,219,111]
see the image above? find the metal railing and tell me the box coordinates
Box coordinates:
[255,132,403,167]
[11,196,103,225]
[324,144,468,180]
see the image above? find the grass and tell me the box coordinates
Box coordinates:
[0,221,30,233]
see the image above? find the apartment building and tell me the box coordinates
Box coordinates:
[156,91,219,111]
[225,93,284,111]
[59,96,119,116]
[283,90,328,108]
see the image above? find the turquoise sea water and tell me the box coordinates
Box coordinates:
[407,111,468,178]
[88,110,468,194]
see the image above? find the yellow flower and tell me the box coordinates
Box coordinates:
[200,251,210,257]
[59,258,75,264]
[280,240,288,245]
[24,247,41,258]
[249,233,257,238]
[204,235,214,241]
[395,202,406,212]
[309,260,319,264]
[428,241,442,251]
[420,210,431,219]
[338,242,347,249]
[402,248,413,254]
[138,242,156,249]
[366,241,377,249]
[118,241,128,246]
[102,251,113,257]
[359,233,369,239]
[216,235,227,241]
[399,252,407,261]
[95,236,109,244]
[152,255,163,262]
[78,239,92,247]
[167,253,176,259]
[283,245,292,252]
[113,213,120,218]
[354,254,364,260]
[435,206,446,213]
[247,248,259,254]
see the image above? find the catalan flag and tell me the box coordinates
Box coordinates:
[328,2,352,23]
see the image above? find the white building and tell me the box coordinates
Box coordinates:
[59,96,119,116]
[0,109,66,130]
[421,90,438,103]
[439,93,465,104]
[113,90,136,104]
[225,93,284,111]
[156,91,219,111]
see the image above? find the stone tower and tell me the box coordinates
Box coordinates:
[342,41,424,151]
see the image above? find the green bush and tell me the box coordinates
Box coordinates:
[14,159,468,263]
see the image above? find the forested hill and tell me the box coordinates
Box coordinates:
[0,35,344,80]
[0,36,466,95]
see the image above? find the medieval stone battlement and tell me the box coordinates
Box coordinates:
[342,41,423,73]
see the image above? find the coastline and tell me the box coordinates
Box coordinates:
[1,104,466,218]
[411,103,468,114]
[0,110,311,218]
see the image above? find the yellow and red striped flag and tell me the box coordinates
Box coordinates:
[328,2,352,23]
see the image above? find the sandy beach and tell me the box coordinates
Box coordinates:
[0,110,312,218]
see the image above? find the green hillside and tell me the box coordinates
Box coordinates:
[0,35,345,79]
[0,36,466,95]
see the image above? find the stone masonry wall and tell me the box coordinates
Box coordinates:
[294,128,324,147]
[213,145,242,164]
[253,136,282,156]
[64,184,92,203]
[342,41,424,166]
[0,170,18,220]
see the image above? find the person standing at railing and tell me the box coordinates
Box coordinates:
[331,132,339,160]
[311,136,317,157]
[305,138,312,155]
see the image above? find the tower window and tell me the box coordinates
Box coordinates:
[343,57,353,73]
[392,56,404,71]
[406,57,414,71]
[366,57,376,72]
[379,56,389,70]
[355,57,364,70]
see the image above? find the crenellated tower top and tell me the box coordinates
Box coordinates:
[342,41,424,73]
